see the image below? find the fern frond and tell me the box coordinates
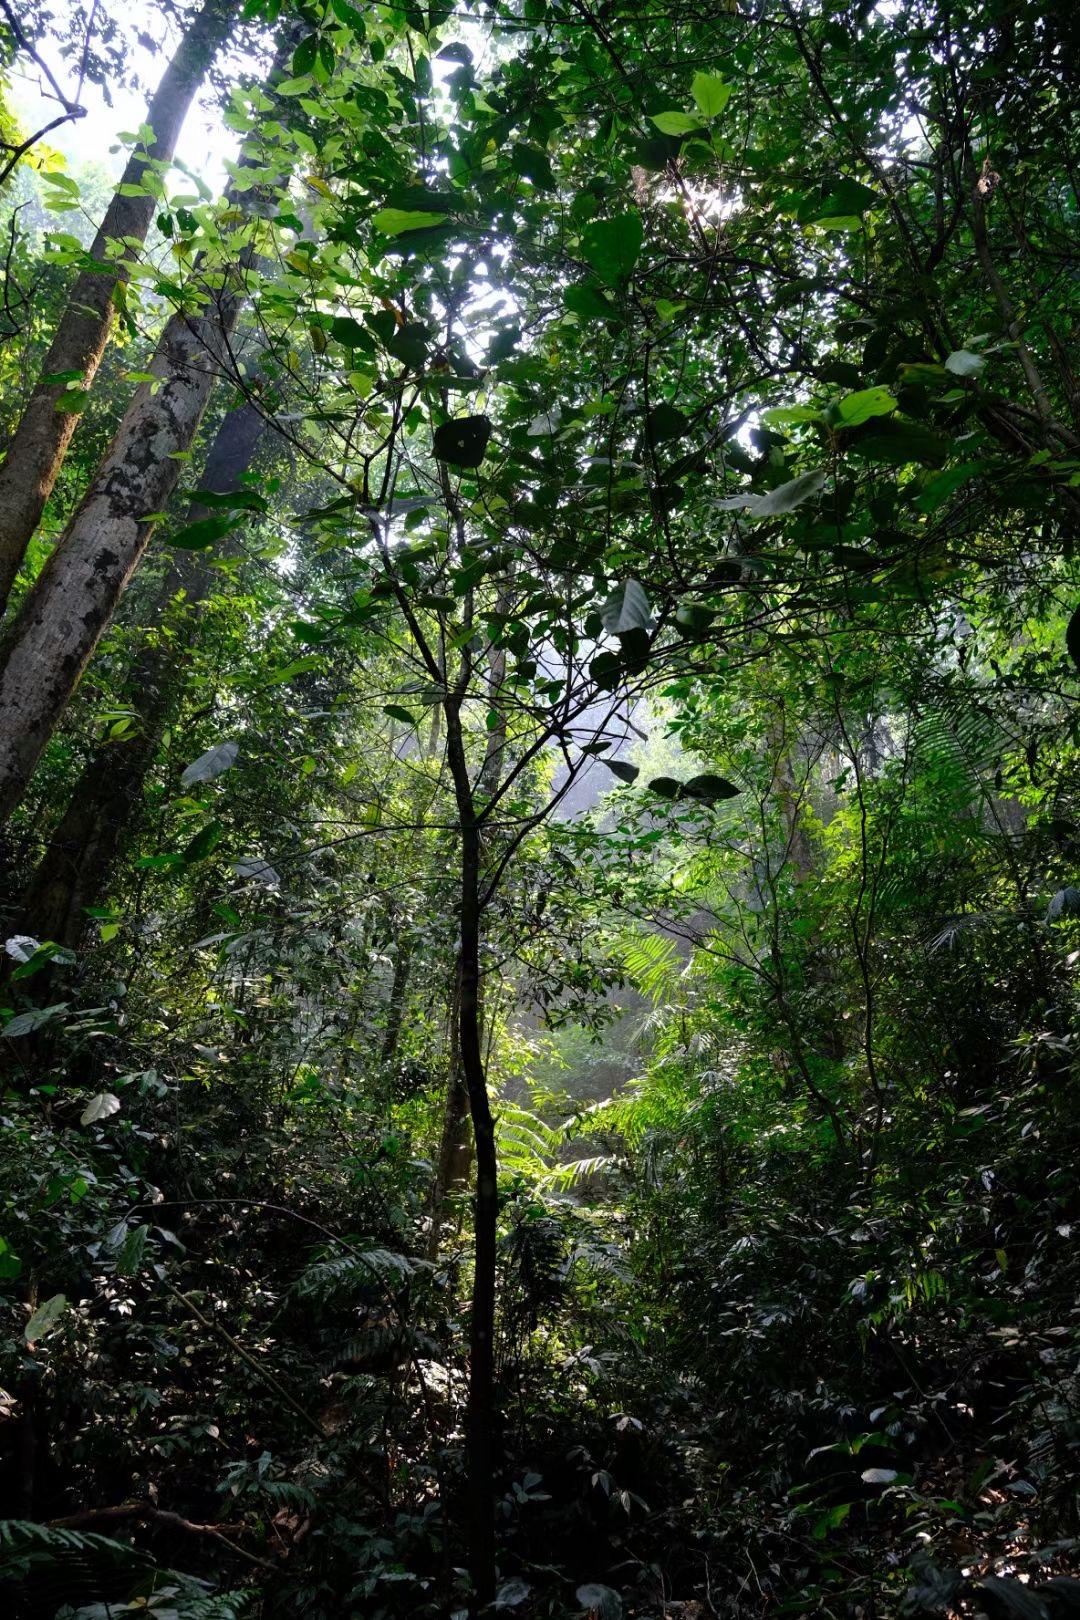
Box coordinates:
[538,1154,614,1191]
[293,1247,427,1299]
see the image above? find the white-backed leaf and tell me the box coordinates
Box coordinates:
[3,1003,68,1038]
[944,348,985,376]
[181,740,239,788]
[721,468,828,517]
[80,1092,121,1126]
[576,1584,623,1619]
[233,857,281,889]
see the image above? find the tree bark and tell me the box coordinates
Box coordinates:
[0,251,260,826]
[0,0,238,615]
[16,394,267,944]
[443,692,498,1611]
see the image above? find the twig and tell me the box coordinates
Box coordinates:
[164,1279,328,1440]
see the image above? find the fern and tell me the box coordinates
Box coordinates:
[618,929,681,1004]
[293,1247,427,1299]
[538,1154,615,1192]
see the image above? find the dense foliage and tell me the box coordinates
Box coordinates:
[0,0,1077,1616]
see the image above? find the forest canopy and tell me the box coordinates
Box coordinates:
[0,0,1078,1616]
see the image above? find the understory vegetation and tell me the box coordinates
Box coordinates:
[0,0,1078,1615]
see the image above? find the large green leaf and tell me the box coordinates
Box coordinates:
[25,1294,68,1343]
[371,208,449,236]
[690,72,731,118]
[599,579,653,634]
[580,212,643,285]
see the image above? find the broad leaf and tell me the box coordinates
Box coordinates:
[181,740,239,788]
[837,387,895,425]
[169,514,235,551]
[580,212,643,284]
[3,1003,68,1038]
[599,579,653,635]
[576,1585,623,1620]
[681,773,740,802]
[945,348,985,376]
[690,72,731,118]
[1067,603,1080,671]
[433,414,491,468]
[649,111,702,137]
[25,1294,67,1344]
[81,1092,121,1125]
[371,208,449,235]
[720,469,827,517]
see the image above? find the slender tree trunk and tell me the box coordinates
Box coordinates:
[429,625,509,1260]
[16,394,267,944]
[443,692,498,1611]
[0,0,238,615]
[380,940,412,1064]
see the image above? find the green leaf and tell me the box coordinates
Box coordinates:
[41,170,79,194]
[291,34,318,76]
[599,579,653,634]
[25,1294,67,1344]
[646,403,690,444]
[183,820,224,863]
[580,211,643,285]
[372,208,449,236]
[837,387,896,425]
[3,1003,68,1038]
[169,514,235,551]
[606,760,640,785]
[115,1224,151,1278]
[649,111,703,137]
[800,178,883,226]
[690,72,731,118]
[576,1584,623,1620]
[915,461,982,513]
[565,283,618,322]
[433,414,491,468]
[54,388,91,414]
[647,776,684,798]
[384,704,418,724]
[190,488,267,512]
[846,418,948,467]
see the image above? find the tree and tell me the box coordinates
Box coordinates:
[0,29,295,824]
[0,0,238,614]
[16,388,269,946]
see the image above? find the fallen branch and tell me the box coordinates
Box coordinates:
[47,1502,275,1570]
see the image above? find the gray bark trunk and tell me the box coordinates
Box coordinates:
[16,393,268,944]
[0,0,237,615]
[0,265,252,825]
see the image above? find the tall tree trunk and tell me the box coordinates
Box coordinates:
[0,0,238,615]
[428,625,508,1262]
[17,394,267,945]
[443,692,498,1611]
